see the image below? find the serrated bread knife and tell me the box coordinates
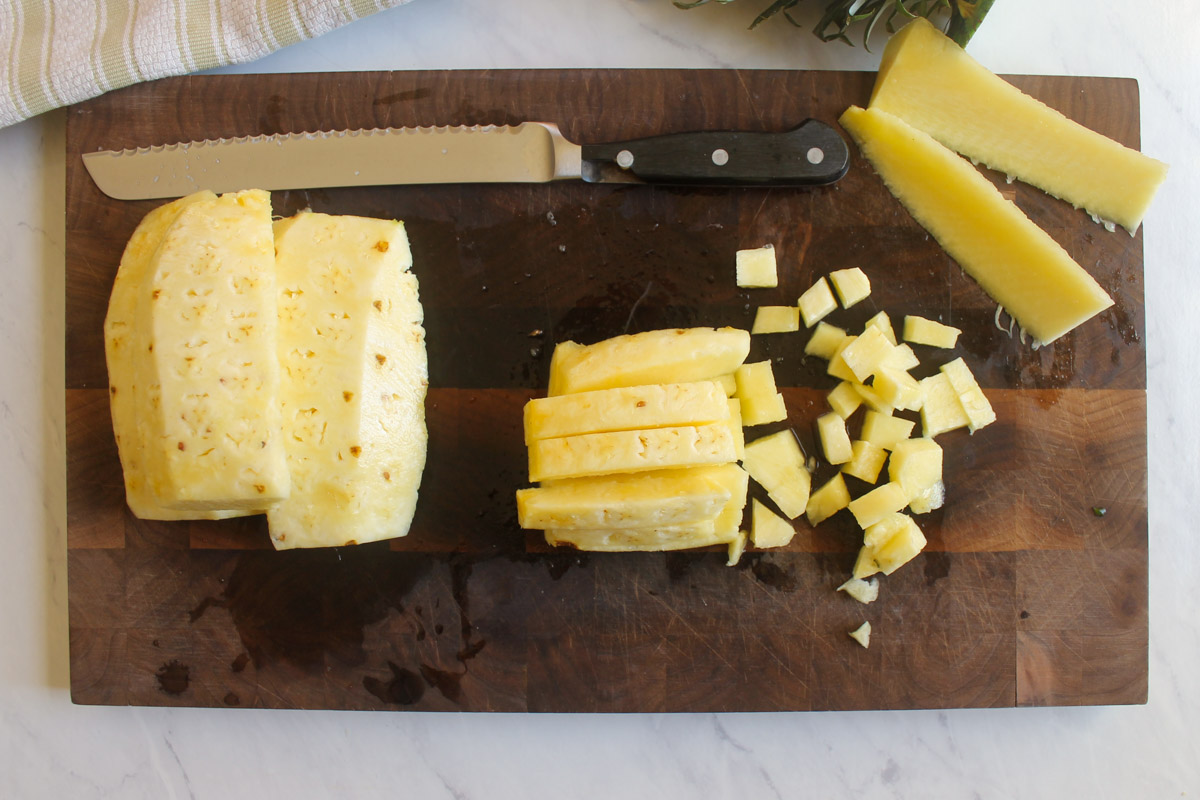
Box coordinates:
[82,120,849,200]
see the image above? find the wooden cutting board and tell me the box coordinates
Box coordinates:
[65,69,1148,711]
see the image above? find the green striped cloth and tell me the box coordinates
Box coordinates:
[0,0,410,128]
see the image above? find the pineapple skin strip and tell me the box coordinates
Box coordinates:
[839,105,1113,345]
[870,17,1168,234]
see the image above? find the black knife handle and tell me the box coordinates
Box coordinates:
[580,119,849,186]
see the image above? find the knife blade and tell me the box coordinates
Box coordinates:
[82,120,849,200]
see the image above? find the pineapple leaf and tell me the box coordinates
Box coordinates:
[675,0,991,47]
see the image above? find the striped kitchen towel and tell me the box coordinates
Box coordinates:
[0,0,411,129]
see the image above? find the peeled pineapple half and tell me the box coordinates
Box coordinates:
[104,192,428,549]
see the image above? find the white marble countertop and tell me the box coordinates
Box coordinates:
[2,0,1197,796]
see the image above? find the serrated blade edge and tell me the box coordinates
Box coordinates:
[82,123,582,200]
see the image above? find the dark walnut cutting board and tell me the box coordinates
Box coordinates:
[65,69,1147,711]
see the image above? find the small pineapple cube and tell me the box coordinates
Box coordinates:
[805,321,849,360]
[806,473,852,526]
[864,310,897,345]
[751,498,796,548]
[940,357,996,433]
[837,577,879,605]
[889,438,945,514]
[714,373,737,396]
[829,267,871,308]
[904,315,962,348]
[727,529,749,566]
[798,277,838,327]
[816,411,853,465]
[860,409,915,450]
[734,361,788,426]
[827,380,863,419]
[884,343,920,371]
[851,381,895,416]
[853,512,927,578]
[848,621,872,648]
[827,336,859,382]
[847,481,909,529]
[841,440,888,484]
[736,244,778,288]
[741,430,811,519]
[751,305,801,334]
[873,367,923,412]
[838,325,897,383]
[919,372,971,437]
[727,398,746,460]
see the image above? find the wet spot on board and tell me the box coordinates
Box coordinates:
[156,660,189,695]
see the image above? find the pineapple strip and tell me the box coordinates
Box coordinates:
[516,466,735,530]
[528,422,738,482]
[523,381,729,444]
[545,464,747,550]
[547,327,750,396]
[840,105,1113,344]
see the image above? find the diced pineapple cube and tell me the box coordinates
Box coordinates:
[860,409,916,450]
[827,336,859,382]
[851,381,895,416]
[837,325,897,383]
[889,438,945,514]
[940,357,996,433]
[816,412,853,465]
[528,422,738,482]
[848,621,872,648]
[741,430,811,519]
[751,498,796,548]
[727,529,749,566]
[751,306,801,334]
[827,381,863,419]
[736,244,778,288]
[904,315,962,348]
[853,512,927,578]
[842,440,888,484]
[847,481,909,529]
[873,367,923,412]
[547,327,750,396]
[715,372,737,396]
[918,372,971,437]
[838,577,879,605]
[805,321,849,360]
[829,267,871,308]
[734,361,788,426]
[515,465,737,530]
[523,381,730,444]
[798,277,838,327]
[806,473,851,526]
[727,398,746,460]
[864,310,897,345]
[884,342,920,371]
